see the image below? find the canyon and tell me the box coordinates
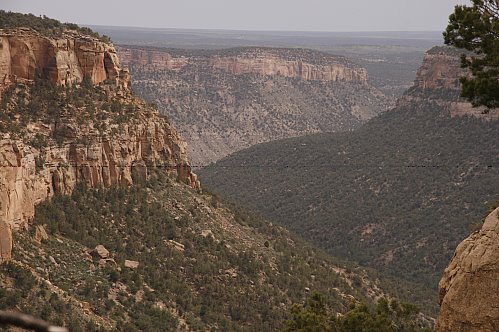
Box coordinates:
[119,46,390,166]
[199,44,499,314]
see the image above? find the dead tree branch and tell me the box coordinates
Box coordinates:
[0,310,68,332]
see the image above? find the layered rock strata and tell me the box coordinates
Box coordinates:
[119,47,368,84]
[401,46,498,120]
[0,28,129,95]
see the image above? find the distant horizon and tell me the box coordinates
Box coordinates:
[2,0,468,33]
[86,24,444,34]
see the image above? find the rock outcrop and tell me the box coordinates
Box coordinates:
[436,207,499,332]
[0,28,129,95]
[118,48,188,72]
[0,114,199,231]
[401,46,498,120]
[210,54,367,83]
[119,47,368,84]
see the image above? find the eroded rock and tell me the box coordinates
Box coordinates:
[436,207,499,332]
[124,260,139,269]
[94,245,110,259]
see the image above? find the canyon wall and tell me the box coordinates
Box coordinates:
[0,28,129,94]
[0,29,199,262]
[119,47,369,84]
[436,207,499,331]
[118,46,386,165]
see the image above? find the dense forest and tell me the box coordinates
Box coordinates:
[200,98,499,299]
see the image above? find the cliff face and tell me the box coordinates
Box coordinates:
[210,54,368,83]
[402,46,498,120]
[119,47,369,84]
[0,29,199,262]
[436,207,499,332]
[0,28,129,94]
[118,48,188,72]
[412,48,469,91]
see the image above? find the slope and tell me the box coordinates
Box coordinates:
[0,12,406,331]
[199,47,499,293]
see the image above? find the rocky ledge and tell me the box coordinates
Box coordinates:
[400,46,498,120]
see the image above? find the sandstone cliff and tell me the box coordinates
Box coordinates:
[436,207,499,331]
[0,28,129,95]
[0,29,199,262]
[119,47,368,84]
[401,46,498,120]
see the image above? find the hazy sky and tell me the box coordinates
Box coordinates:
[2,0,469,32]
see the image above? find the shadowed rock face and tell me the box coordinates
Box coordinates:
[0,28,129,94]
[436,207,499,332]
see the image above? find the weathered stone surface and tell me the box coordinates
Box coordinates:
[0,28,129,95]
[0,218,12,262]
[94,245,110,259]
[124,259,139,269]
[436,207,499,332]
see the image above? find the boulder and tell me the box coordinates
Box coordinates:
[124,260,139,269]
[94,245,110,259]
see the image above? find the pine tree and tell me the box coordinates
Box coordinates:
[444,0,499,109]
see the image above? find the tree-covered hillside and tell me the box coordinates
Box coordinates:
[2,173,406,331]
[200,100,499,294]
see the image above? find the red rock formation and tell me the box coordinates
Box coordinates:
[412,48,469,91]
[210,55,368,83]
[436,207,499,331]
[0,113,199,236]
[0,28,129,95]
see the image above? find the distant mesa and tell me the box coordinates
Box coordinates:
[119,46,369,84]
